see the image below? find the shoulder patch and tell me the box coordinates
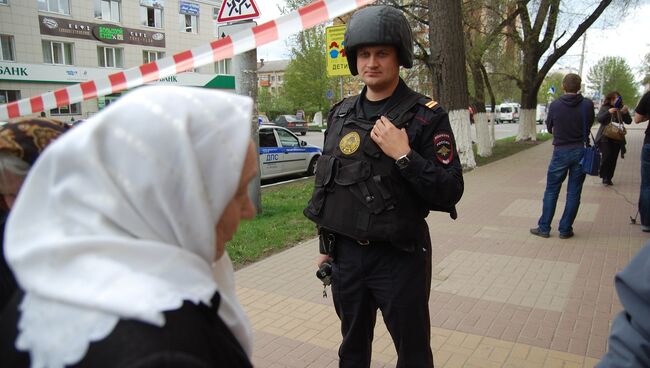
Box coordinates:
[417,97,439,110]
[434,132,454,165]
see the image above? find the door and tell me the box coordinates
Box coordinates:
[258,127,281,179]
[275,128,308,173]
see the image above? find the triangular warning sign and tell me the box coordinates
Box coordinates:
[217,0,260,23]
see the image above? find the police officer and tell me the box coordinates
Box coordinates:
[304,5,464,368]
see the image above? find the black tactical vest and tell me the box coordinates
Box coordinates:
[304,91,427,248]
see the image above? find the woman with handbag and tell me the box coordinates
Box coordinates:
[595,91,632,185]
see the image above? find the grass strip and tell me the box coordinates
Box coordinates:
[473,132,552,167]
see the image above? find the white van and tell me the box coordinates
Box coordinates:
[496,103,520,124]
[536,105,547,124]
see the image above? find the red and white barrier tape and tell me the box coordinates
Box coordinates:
[0,0,374,121]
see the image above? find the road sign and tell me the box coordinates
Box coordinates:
[326,89,334,100]
[326,25,350,77]
[217,0,260,23]
[218,21,256,39]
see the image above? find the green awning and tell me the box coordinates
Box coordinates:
[204,75,236,89]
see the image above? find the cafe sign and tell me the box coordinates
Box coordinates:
[39,15,165,47]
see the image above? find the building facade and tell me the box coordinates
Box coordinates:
[257,59,287,95]
[0,0,234,121]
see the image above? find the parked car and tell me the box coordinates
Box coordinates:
[273,114,308,136]
[496,103,520,124]
[258,124,321,180]
[536,104,547,124]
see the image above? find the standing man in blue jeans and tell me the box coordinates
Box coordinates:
[531,73,594,239]
[633,91,650,232]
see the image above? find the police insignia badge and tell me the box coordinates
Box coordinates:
[339,131,361,155]
[434,133,453,164]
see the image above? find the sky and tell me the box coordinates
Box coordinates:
[252,0,649,89]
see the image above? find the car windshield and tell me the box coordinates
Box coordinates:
[285,115,304,122]
[500,107,512,113]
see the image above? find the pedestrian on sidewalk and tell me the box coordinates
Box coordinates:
[530,73,595,239]
[634,90,650,232]
[304,6,464,368]
[595,91,632,186]
[0,86,256,367]
[0,118,69,313]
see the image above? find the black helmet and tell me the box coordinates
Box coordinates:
[344,6,414,76]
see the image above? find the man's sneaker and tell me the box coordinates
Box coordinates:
[559,231,574,239]
[642,225,650,233]
[530,228,550,238]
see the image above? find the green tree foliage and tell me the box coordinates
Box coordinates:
[537,72,564,102]
[587,56,639,104]
[641,52,650,86]
[279,0,337,116]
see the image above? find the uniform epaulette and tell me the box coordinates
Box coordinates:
[418,97,439,110]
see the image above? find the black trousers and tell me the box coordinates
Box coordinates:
[599,140,622,181]
[331,234,433,368]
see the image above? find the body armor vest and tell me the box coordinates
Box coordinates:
[304,91,427,248]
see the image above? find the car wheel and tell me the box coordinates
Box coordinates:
[307,156,318,176]
[301,132,307,136]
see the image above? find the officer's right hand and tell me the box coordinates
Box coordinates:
[608,107,618,114]
[316,254,331,267]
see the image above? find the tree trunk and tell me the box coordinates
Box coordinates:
[429,0,475,169]
[516,58,540,142]
[469,60,491,156]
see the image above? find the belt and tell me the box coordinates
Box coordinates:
[333,232,389,247]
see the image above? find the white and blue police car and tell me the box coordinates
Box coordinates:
[258,124,321,180]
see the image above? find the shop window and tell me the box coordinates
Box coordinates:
[0,35,15,61]
[140,5,163,28]
[180,13,198,33]
[37,0,70,15]
[97,46,123,68]
[143,50,164,63]
[0,90,20,104]
[42,40,74,65]
[50,103,81,116]
[215,58,231,74]
[94,0,121,22]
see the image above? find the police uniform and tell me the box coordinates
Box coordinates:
[305,79,464,367]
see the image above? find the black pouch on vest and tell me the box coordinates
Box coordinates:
[304,155,337,218]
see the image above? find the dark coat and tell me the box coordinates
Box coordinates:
[0,291,253,368]
[595,103,632,144]
[597,242,650,367]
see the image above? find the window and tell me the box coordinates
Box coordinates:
[270,75,275,82]
[42,41,74,65]
[259,129,277,148]
[277,129,299,147]
[180,13,198,33]
[0,0,8,5]
[215,58,231,74]
[140,5,163,28]
[97,46,123,68]
[50,102,80,115]
[94,0,121,22]
[0,90,20,104]
[0,35,15,61]
[277,75,282,82]
[37,0,70,15]
[143,50,164,63]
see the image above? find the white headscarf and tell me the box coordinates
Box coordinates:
[4,86,254,367]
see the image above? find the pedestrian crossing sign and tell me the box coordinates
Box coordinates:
[217,0,260,23]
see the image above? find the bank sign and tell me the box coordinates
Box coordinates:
[39,16,165,47]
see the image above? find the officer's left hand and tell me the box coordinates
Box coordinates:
[370,116,410,160]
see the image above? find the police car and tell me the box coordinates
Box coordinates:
[258,124,321,180]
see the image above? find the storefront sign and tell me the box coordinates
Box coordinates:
[39,16,165,47]
[0,62,235,90]
[179,1,199,15]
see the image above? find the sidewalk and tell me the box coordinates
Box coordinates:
[236,124,650,368]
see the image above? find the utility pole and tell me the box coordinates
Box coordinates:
[578,33,587,81]
[231,23,261,212]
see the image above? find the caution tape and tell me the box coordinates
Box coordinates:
[0,0,375,121]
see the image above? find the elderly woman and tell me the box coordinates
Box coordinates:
[0,86,256,367]
[0,118,69,312]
